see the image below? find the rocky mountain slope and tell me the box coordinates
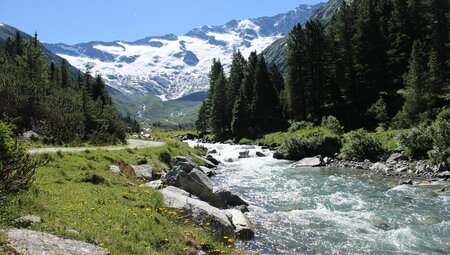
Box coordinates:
[44,3,324,100]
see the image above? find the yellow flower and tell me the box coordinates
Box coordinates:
[145,208,151,211]
[104,247,109,251]
[99,243,104,246]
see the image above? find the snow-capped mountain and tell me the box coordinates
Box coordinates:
[44,3,324,100]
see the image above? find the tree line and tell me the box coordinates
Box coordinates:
[197,0,450,140]
[0,32,138,144]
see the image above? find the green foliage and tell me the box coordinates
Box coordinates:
[288,120,314,132]
[0,122,47,193]
[397,125,434,159]
[340,129,384,161]
[158,151,172,167]
[427,119,450,163]
[367,97,389,126]
[321,116,344,134]
[0,144,233,254]
[277,128,341,160]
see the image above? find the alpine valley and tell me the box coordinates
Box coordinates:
[41,3,324,125]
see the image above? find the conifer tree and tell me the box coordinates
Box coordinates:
[209,71,228,139]
[60,59,72,88]
[231,87,249,139]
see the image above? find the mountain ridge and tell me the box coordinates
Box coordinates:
[43,3,324,100]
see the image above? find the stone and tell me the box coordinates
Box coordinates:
[255,151,266,157]
[238,205,250,213]
[370,162,389,172]
[224,140,234,145]
[291,157,323,168]
[386,153,408,163]
[199,166,216,177]
[216,190,249,207]
[160,187,233,233]
[323,157,330,164]
[416,162,432,173]
[5,228,106,255]
[396,166,409,172]
[193,155,216,169]
[206,155,220,165]
[174,156,200,173]
[225,209,255,240]
[432,163,447,173]
[140,180,164,189]
[238,151,250,159]
[189,169,213,192]
[109,165,124,176]
[14,215,42,224]
[22,130,40,141]
[224,158,233,163]
[437,171,450,178]
[129,164,154,179]
[209,149,217,154]
[400,179,413,185]
[163,168,227,208]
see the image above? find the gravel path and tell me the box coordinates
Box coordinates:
[27,139,165,154]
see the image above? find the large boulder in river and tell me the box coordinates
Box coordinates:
[225,209,255,240]
[291,157,324,168]
[173,156,199,173]
[238,151,250,159]
[256,151,266,157]
[216,190,249,207]
[206,155,220,165]
[192,155,216,168]
[160,186,233,233]
[162,168,227,208]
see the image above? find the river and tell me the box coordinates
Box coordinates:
[187,141,450,254]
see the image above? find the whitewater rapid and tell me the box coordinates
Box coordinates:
[186,141,450,254]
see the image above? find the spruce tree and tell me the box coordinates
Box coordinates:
[225,51,246,131]
[231,87,249,139]
[60,59,72,88]
[209,71,228,139]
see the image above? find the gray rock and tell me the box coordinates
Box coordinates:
[216,190,249,207]
[140,180,164,189]
[432,163,447,173]
[173,156,200,173]
[209,149,217,154]
[109,165,124,176]
[386,153,408,163]
[189,169,213,192]
[437,171,450,178]
[224,158,233,163]
[225,209,255,240]
[238,205,250,213]
[193,155,216,169]
[370,162,389,172]
[416,162,432,173]
[130,164,154,179]
[22,130,40,141]
[323,157,330,164]
[396,166,409,172]
[15,215,42,224]
[5,228,106,255]
[255,151,266,157]
[401,179,413,185]
[238,151,250,159]
[199,166,216,177]
[292,157,323,168]
[206,155,220,165]
[160,187,233,233]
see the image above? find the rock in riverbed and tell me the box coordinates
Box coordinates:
[291,157,323,168]
[225,209,255,240]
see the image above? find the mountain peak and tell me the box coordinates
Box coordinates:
[44,3,323,100]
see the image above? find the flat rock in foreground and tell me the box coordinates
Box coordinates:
[291,157,323,168]
[5,228,106,255]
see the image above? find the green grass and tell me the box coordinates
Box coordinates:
[0,141,236,254]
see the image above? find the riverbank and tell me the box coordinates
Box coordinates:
[0,140,236,254]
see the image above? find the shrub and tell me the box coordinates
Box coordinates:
[277,128,340,160]
[158,151,172,167]
[427,119,450,163]
[137,158,148,165]
[437,107,450,121]
[340,129,384,161]
[0,122,48,193]
[321,116,344,134]
[287,120,314,132]
[397,124,433,159]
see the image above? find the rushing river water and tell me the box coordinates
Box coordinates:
[187,141,450,255]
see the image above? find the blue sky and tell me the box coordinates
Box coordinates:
[0,0,324,44]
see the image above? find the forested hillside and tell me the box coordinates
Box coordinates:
[0,32,130,145]
[199,0,450,140]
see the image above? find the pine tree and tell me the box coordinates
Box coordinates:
[285,23,306,120]
[195,100,209,134]
[209,71,228,139]
[92,74,111,107]
[398,40,429,125]
[60,59,72,88]
[225,51,246,131]
[231,87,249,139]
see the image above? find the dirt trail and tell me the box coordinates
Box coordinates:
[27,139,165,154]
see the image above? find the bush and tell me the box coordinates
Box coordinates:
[340,129,384,161]
[276,128,340,160]
[0,122,48,193]
[287,120,314,132]
[158,151,172,167]
[321,116,344,134]
[427,119,450,163]
[397,124,433,159]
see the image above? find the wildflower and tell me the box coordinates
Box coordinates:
[145,208,151,211]
[99,243,104,246]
